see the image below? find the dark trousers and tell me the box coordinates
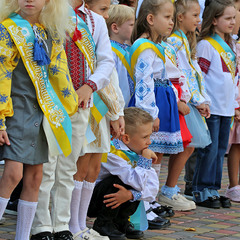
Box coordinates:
[88,175,139,226]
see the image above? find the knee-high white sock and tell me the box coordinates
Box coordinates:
[78,180,95,230]
[69,180,83,234]
[0,197,9,219]
[15,199,37,240]
[152,164,161,178]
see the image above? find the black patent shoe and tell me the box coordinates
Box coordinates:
[93,220,126,240]
[148,216,171,230]
[30,232,54,240]
[152,205,175,218]
[219,196,231,208]
[118,222,144,239]
[196,197,221,209]
[54,231,73,240]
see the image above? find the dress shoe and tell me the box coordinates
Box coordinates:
[54,230,73,240]
[148,216,171,230]
[152,205,175,218]
[118,222,144,239]
[219,196,231,208]
[5,199,18,215]
[93,220,126,240]
[196,197,221,209]
[30,231,54,240]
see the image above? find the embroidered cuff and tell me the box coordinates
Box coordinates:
[137,156,152,169]
[0,118,6,131]
[85,80,97,92]
[130,189,142,202]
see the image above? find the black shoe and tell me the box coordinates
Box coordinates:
[93,220,126,240]
[184,183,193,197]
[196,197,221,209]
[152,205,175,218]
[30,232,54,240]
[5,199,18,215]
[219,196,231,208]
[148,216,171,230]
[117,222,144,239]
[54,231,73,240]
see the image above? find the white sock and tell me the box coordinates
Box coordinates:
[69,180,83,234]
[78,180,95,231]
[0,197,9,219]
[15,199,37,240]
[152,164,161,178]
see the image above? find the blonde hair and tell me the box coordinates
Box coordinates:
[198,0,235,49]
[124,107,153,135]
[0,0,70,42]
[106,4,134,35]
[131,0,172,44]
[173,0,199,59]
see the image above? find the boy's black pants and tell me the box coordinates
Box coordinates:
[88,175,139,226]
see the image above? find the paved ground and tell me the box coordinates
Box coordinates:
[0,157,240,240]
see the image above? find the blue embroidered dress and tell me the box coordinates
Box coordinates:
[129,41,183,154]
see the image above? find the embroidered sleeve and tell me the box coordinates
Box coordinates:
[49,45,78,117]
[97,68,121,121]
[85,80,97,92]
[0,24,19,130]
[130,189,142,202]
[134,49,159,119]
[198,57,211,75]
[137,156,152,169]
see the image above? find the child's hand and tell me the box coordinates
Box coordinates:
[76,84,93,109]
[235,109,240,121]
[119,116,125,136]
[178,101,190,116]
[196,104,211,118]
[110,119,120,140]
[153,118,160,132]
[0,130,10,146]
[141,148,157,163]
[103,184,133,209]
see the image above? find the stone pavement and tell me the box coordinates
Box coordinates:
[0,157,240,240]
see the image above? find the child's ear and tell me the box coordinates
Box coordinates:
[85,3,90,9]
[212,18,217,26]
[111,23,119,34]
[146,13,154,26]
[121,134,130,144]
[177,13,184,23]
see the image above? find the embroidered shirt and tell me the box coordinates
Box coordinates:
[98,139,159,202]
[167,36,211,106]
[197,40,239,116]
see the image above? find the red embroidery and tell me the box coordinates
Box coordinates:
[198,57,210,74]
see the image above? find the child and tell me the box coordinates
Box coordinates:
[193,0,239,208]
[167,0,212,199]
[106,4,135,107]
[67,0,124,240]
[226,0,240,202]
[157,38,196,211]
[31,0,114,239]
[129,0,184,167]
[87,107,165,240]
[0,0,78,239]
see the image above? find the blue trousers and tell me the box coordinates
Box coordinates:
[192,115,231,202]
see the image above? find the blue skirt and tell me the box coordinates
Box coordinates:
[129,79,183,154]
[184,103,212,148]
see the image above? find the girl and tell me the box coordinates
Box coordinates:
[0,0,78,239]
[157,38,196,211]
[193,0,239,208]
[226,0,240,203]
[128,0,194,212]
[166,0,212,204]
